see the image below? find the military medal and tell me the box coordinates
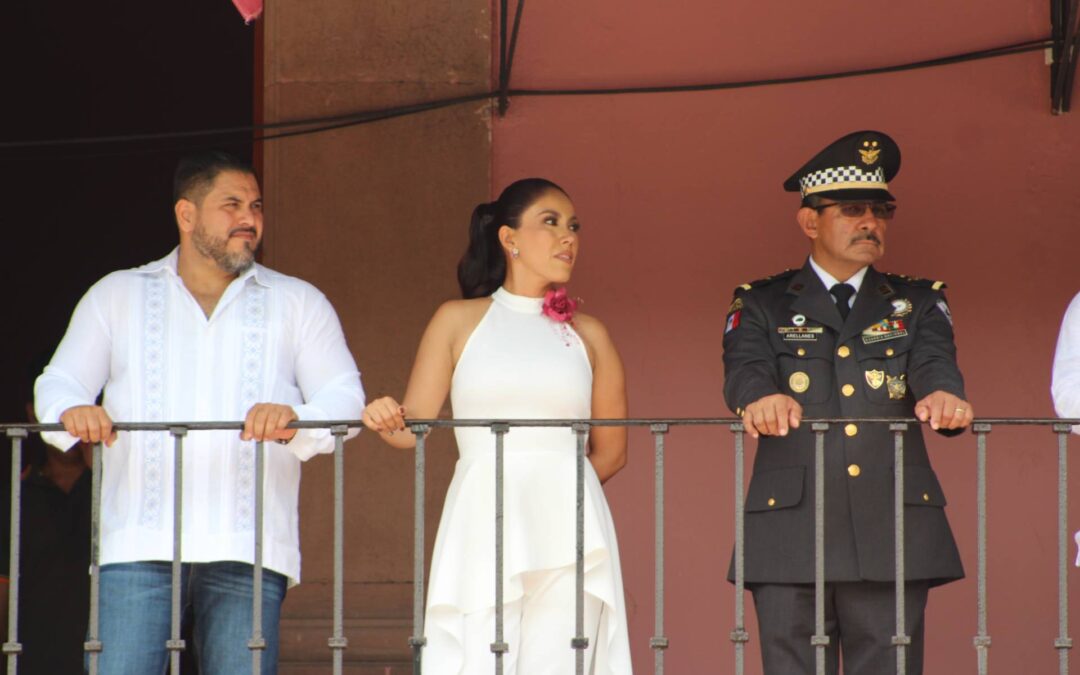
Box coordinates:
[890,298,912,317]
[861,318,908,344]
[865,369,885,390]
[789,371,810,393]
[886,374,907,400]
[792,314,806,326]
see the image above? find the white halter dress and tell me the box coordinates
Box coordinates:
[423,287,633,674]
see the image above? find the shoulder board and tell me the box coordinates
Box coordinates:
[883,272,947,291]
[737,268,797,292]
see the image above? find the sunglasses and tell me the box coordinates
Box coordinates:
[813,201,897,220]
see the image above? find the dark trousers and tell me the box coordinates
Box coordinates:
[751,581,930,675]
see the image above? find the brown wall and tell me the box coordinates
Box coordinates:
[260,2,491,671]
[491,1,1080,673]
[261,0,1080,672]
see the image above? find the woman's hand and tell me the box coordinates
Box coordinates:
[362,397,407,435]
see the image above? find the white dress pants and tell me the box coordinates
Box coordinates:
[461,566,605,674]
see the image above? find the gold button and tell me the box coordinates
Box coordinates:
[767,497,777,507]
[842,384,855,397]
[847,464,861,477]
[838,346,851,358]
[797,347,806,356]
[885,347,895,356]
[922,493,930,502]
[845,423,858,436]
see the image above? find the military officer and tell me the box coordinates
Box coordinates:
[722,130,974,675]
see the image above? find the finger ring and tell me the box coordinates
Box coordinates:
[955,407,965,413]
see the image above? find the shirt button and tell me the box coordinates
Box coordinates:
[767,498,777,507]
[837,346,851,358]
[845,423,858,437]
[842,384,855,397]
[847,464,861,477]
[886,347,895,356]
[797,347,806,356]
[922,493,930,502]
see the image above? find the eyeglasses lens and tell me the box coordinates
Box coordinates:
[834,202,896,220]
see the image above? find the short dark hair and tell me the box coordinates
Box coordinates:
[173,150,255,205]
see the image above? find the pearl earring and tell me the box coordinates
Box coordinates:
[511,247,520,259]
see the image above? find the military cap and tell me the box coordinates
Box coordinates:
[783,130,900,202]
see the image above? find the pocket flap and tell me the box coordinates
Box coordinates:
[746,466,805,512]
[902,465,947,507]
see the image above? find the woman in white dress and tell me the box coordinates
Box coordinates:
[362,178,633,674]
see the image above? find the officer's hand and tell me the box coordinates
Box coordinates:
[361,396,407,435]
[242,403,298,442]
[742,394,803,439]
[60,405,117,446]
[915,391,974,431]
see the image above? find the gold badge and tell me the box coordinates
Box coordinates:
[789,371,810,393]
[728,297,743,314]
[890,298,913,317]
[859,140,881,165]
[887,374,907,400]
[865,369,885,390]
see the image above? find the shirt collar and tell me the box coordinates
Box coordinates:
[136,247,271,288]
[808,255,868,295]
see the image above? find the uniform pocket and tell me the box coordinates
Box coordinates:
[901,465,947,507]
[855,338,912,405]
[746,466,805,512]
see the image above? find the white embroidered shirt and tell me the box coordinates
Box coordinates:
[35,249,365,583]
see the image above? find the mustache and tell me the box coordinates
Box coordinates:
[851,233,881,245]
[229,227,258,238]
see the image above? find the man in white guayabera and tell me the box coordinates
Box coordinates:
[34,150,364,675]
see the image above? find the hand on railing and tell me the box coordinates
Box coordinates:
[241,403,298,442]
[60,405,117,447]
[914,390,974,432]
[741,394,803,439]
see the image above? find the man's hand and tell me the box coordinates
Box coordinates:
[915,391,974,431]
[742,394,803,439]
[60,405,117,446]
[242,403,299,442]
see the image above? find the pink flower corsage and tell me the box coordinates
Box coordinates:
[542,287,579,323]
[542,288,582,347]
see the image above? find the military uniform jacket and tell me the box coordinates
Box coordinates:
[722,260,965,586]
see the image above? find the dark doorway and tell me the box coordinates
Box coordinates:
[0,0,255,422]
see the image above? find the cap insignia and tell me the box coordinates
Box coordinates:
[859,140,881,166]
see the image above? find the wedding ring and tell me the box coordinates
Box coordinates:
[955,407,965,413]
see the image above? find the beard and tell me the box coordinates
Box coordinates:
[192,222,258,275]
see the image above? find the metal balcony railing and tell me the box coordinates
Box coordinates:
[0,417,1077,675]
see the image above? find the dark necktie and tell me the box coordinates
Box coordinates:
[830,283,856,321]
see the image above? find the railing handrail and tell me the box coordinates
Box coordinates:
[4,416,1078,434]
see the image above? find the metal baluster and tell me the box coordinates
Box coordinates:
[328,427,350,674]
[1055,423,1073,675]
[4,429,26,674]
[249,441,266,675]
[891,423,910,675]
[167,427,188,674]
[974,423,993,674]
[85,440,104,675]
[491,424,510,673]
[730,424,749,675]
[811,423,830,675]
[409,424,430,674]
[650,424,670,675]
[572,423,590,675]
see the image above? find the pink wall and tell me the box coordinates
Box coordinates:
[493,1,1080,671]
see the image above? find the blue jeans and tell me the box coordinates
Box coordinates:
[95,561,287,675]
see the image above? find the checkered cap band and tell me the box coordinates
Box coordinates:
[799,165,887,197]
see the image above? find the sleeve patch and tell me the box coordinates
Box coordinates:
[936,299,953,326]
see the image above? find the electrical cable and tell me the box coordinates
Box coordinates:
[0,36,1057,154]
